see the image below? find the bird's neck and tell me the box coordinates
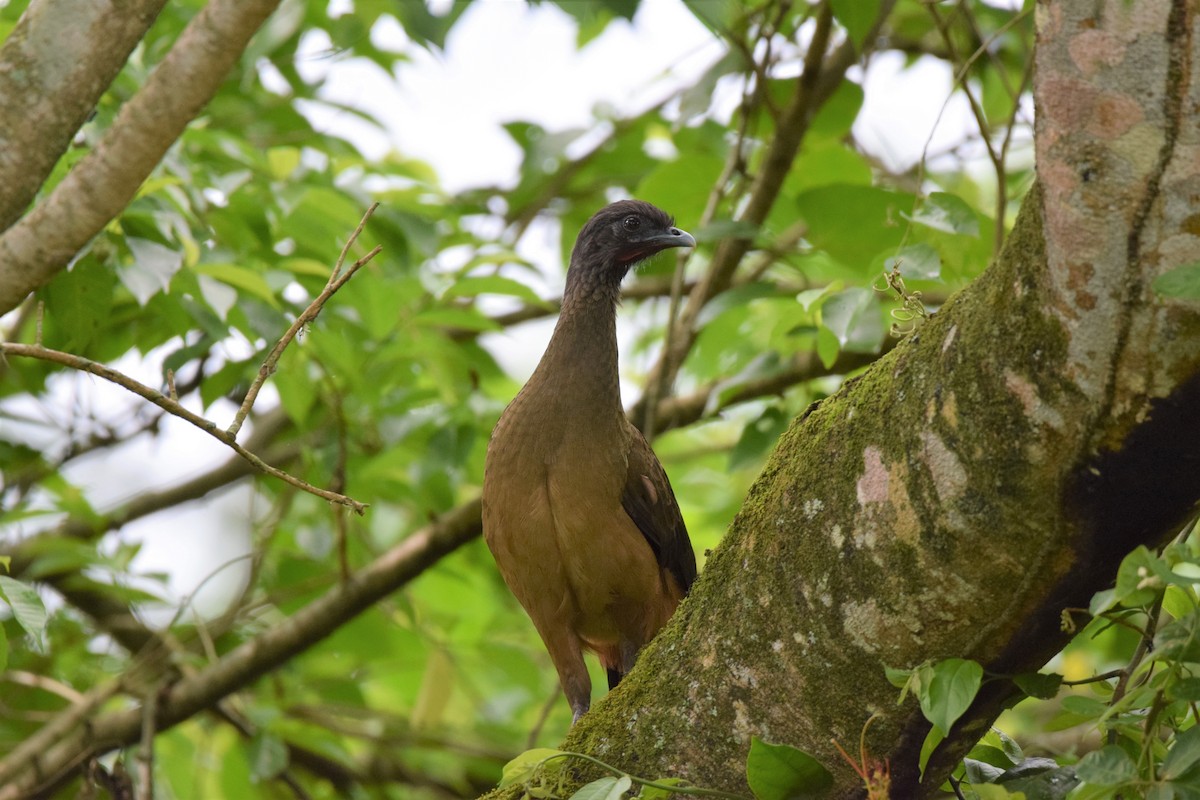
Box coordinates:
[535,268,623,412]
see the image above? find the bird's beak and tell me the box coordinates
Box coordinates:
[654,227,696,250]
[617,226,697,267]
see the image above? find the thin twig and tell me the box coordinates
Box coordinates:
[638,1,878,412]
[526,689,563,751]
[137,685,159,800]
[1107,595,1163,745]
[641,9,770,437]
[1061,669,1125,686]
[325,383,352,581]
[226,202,381,440]
[0,679,124,785]
[0,342,368,513]
[914,5,1034,256]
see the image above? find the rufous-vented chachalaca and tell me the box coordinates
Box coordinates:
[483,200,698,723]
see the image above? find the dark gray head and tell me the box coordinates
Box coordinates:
[567,200,696,294]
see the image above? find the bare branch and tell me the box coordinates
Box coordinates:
[226,203,382,439]
[0,343,366,513]
[640,0,899,415]
[640,339,898,437]
[444,276,698,341]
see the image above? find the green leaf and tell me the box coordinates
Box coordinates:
[267,146,300,179]
[884,664,913,690]
[41,256,116,351]
[193,263,280,308]
[0,576,48,644]
[994,729,1024,765]
[273,349,318,425]
[196,274,237,319]
[918,725,945,778]
[815,324,840,369]
[443,275,548,306]
[1114,545,1168,607]
[1157,616,1200,664]
[746,736,833,800]
[1075,745,1136,786]
[967,744,1016,771]
[636,777,687,800]
[414,307,502,333]
[696,282,780,327]
[246,732,288,783]
[1089,587,1118,616]
[1013,672,1063,700]
[786,141,873,193]
[829,0,881,49]
[917,658,983,734]
[569,775,631,800]
[1162,727,1200,781]
[499,748,567,788]
[636,152,728,226]
[121,237,184,304]
[796,284,839,312]
[1060,694,1108,718]
[1154,262,1200,298]
[1164,584,1199,620]
[970,786,1025,800]
[0,625,7,672]
[796,185,913,269]
[821,287,883,351]
[885,243,942,281]
[1000,762,1079,799]
[906,193,980,237]
[278,257,334,278]
[808,81,865,141]
[730,406,789,470]
[1170,677,1200,702]
[963,757,1005,784]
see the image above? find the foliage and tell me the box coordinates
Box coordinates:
[878,527,1200,800]
[495,740,827,800]
[11,0,1186,798]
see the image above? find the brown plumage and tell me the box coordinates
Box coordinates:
[482,200,698,723]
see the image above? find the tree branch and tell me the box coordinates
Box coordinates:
[227,204,382,439]
[0,343,366,512]
[0,0,282,316]
[641,339,899,437]
[0,499,483,800]
[0,0,168,232]
[638,0,899,417]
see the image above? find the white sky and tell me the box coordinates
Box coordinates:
[297,0,984,191]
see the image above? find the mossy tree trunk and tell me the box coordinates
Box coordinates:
[515,2,1200,797]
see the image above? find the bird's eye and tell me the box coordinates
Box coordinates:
[622,216,641,231]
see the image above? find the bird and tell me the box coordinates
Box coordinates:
[482,199,699,723]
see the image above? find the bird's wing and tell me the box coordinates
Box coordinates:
[621,425,698,593]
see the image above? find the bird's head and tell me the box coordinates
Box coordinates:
[568,200,696,290]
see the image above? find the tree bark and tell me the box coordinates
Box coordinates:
[533,2,1200,797]
[0,0,167,233]
[0,0,281,317]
